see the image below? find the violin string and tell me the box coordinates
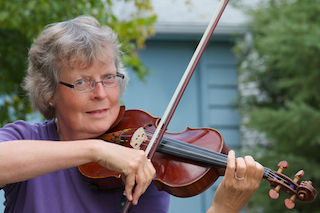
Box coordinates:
[121,128,228,167]
[158,140,228,168]
[158,137,291,183]
[121,133,290,184]
[147,130,230,166]
[117,129,292,185]
[263,167,293,187]
[123,131,273,176]
[152,134,291,184]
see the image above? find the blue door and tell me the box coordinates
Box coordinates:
[122,38,240,213]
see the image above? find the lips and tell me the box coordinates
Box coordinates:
[88,110,106,113]
[86,109,108,115]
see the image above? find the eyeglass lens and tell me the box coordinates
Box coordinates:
[74,74,122,92]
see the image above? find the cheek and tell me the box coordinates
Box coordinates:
[109,88,121,105]
[55,90,85,115]
[108,89,121,121]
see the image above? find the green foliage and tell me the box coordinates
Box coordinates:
[234,0,320,212]
[0,0,156,127]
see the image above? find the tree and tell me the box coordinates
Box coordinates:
[0,0,156,127]
[234,0,320,212]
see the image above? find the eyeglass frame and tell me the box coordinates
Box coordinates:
[59,72,124,93]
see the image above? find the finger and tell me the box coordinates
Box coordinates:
[124,173,135,202]
[146,159,156,179]
[225,150,236,179]
[244,156,263,180]
[235,157,246,180]
[132,160,155,205]
[131,173,146,205]
[254,161,264,180]
[243,155,256,178]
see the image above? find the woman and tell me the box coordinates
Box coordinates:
[0,16,264,213]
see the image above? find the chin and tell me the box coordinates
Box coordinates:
[90,124,111,136]
[85,117,117,137]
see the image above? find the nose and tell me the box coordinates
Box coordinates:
[91,81,107,99]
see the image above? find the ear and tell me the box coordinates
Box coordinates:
[48,97,55,107]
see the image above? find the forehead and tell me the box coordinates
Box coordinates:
[60,51,116,80]
[66,49,115,69]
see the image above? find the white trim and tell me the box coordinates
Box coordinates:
[154,22,246,35]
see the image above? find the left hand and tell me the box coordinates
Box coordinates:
[207,150,264,213]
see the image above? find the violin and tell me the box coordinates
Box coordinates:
[78,106,317,209]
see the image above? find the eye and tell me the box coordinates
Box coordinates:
[103,75,116,83]
[102,74,118,87]
[75,79,86,85]
[104,74,115,80]
[74,79,91,91]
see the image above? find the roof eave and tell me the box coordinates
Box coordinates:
[154,22,247,36]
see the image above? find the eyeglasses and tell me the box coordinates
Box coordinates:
[59,73,124,93]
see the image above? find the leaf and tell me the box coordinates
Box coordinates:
[0,0,156,127]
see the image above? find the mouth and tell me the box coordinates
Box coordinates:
[86,109,108,116]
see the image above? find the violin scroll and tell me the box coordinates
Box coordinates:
[266,161,317,209]
[296,181,316,202]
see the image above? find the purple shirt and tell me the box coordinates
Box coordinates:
[0,120,170,213]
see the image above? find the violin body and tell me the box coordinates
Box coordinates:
[78,106,229,197]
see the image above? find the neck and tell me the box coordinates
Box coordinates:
[55,119,62,140]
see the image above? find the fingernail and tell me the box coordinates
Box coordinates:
[229,150,235,155]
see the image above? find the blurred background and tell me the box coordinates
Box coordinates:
[0,0,319,212]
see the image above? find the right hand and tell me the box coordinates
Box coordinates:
[93,140,156,205]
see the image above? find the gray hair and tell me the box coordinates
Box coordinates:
[23,16,128,120]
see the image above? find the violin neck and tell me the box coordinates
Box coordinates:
[156,137,271,179]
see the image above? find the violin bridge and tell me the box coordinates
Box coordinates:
[130,127,148,150]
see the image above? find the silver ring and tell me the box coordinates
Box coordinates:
[235,174,245,181]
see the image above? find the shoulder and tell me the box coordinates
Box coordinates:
[0,120,58,141]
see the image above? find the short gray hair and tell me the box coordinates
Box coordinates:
[23,16,128,120]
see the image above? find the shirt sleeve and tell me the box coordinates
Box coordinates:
[0,120,34,142]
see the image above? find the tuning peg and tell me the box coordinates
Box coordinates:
[284,196,295,209]
[268,161,289,199]
[283,170,305,209]
[293,170,304,183]
[277,161,289,173]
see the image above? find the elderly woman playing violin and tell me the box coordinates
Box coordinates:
[0,16,264,213]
